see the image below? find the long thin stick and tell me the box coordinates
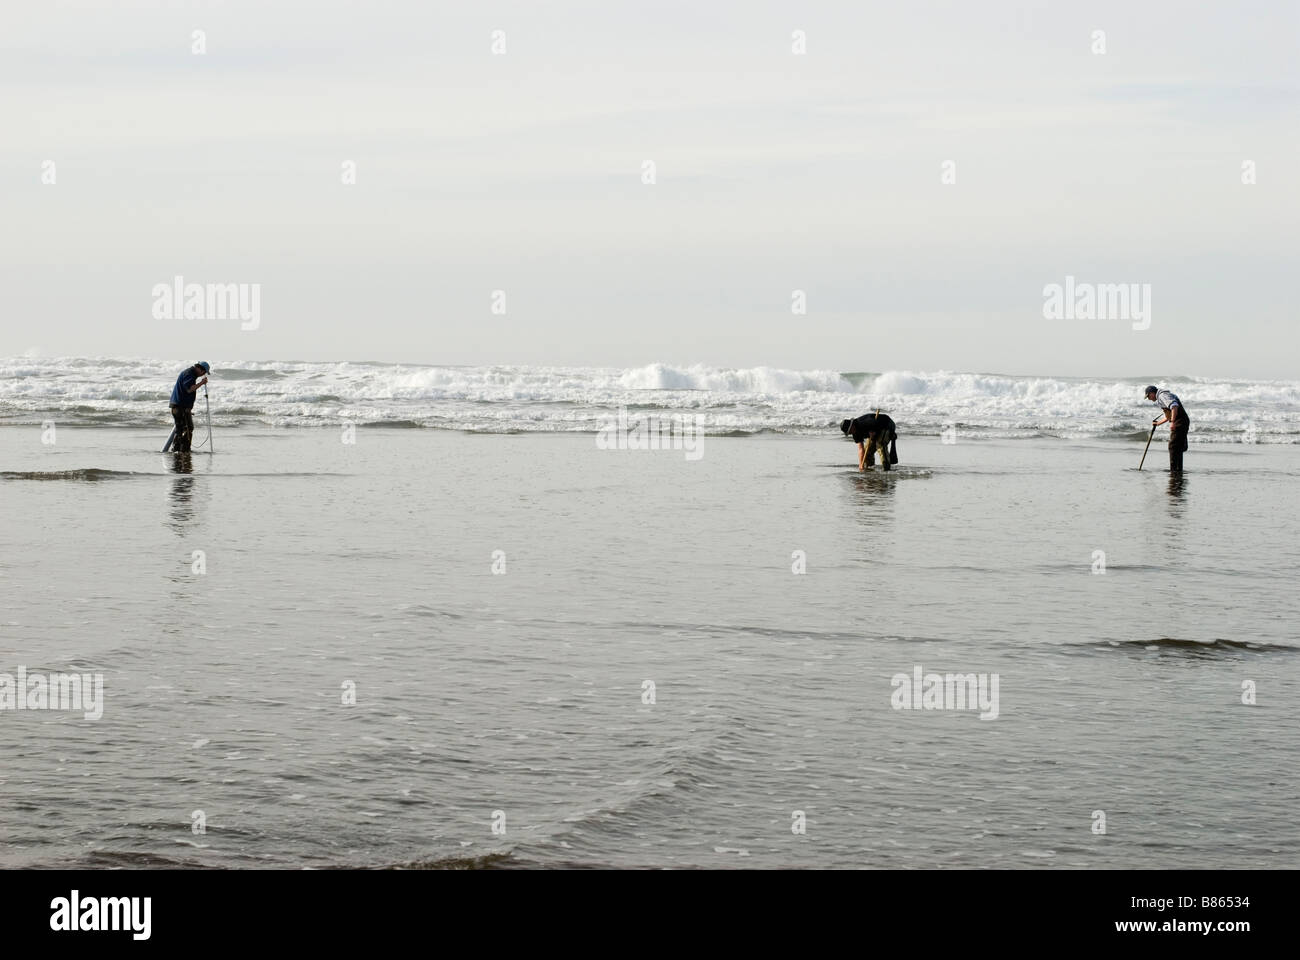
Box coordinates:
[1138,422,1156,470]
[204,383,214,454]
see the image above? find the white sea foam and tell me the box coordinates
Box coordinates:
[618,362,852,394]
[1,358,1297,440]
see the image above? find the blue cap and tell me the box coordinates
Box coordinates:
[198,361,211,373]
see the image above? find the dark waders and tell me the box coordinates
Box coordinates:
[170,404,195,453]
[1168,408,1190,472]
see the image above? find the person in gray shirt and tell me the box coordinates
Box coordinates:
[1144,385,1190,472]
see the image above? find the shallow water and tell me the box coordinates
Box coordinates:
[1,427,1296,868]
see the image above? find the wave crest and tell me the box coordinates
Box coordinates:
[1,358,1298,439]
[618,363,852,393]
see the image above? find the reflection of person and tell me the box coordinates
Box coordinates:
[169,362,210,452]
[840,412,898,472]
[1144,385,1189,472]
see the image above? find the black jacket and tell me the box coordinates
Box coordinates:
[849,413,896,445]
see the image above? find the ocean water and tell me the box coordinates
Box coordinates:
[1,409,1297,868]
[3,357,1299,442]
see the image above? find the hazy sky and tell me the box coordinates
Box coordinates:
[2,1,1296,377]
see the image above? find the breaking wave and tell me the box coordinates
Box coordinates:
[1,357,1297,440]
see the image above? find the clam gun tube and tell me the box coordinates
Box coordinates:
[1138,421,1156,470]
[204,381,213,453]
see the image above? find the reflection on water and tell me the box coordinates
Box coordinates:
[1167,471,1188,508]
[846,469,897,522]
[1156,471,1188,557]
[164,453,206,617]
[167,453,196,533]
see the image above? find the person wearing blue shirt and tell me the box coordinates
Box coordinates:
[169,361,210,452]
[1144,385,1190,472]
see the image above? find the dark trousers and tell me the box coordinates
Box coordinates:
[1168,411,1189,471]
[866,431,898,471]
[866,439,887,470]
[171,404,195,452]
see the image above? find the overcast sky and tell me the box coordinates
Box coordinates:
[2,1,1296,377]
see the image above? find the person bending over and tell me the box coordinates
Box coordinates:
[169,361,210,453]
[840,412,898,472]
[1144,385,1190,472]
